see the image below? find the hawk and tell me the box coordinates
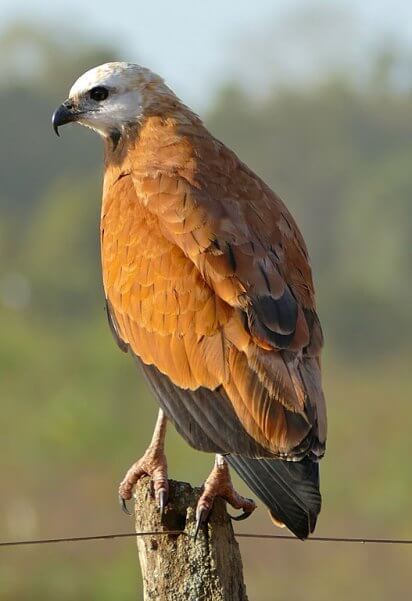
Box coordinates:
[52,62,326,539]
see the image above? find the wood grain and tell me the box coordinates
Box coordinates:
[135,477,248,601]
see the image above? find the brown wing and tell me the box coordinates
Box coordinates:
[103,129,326,458]
[131,132,315,331]
[131,132,326,456]
[101,171,234,392]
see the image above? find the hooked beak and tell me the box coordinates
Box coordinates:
[52,99,82,136]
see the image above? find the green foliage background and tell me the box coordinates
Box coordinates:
[0,18,411,601]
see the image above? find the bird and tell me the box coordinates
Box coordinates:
[52,62,327,540]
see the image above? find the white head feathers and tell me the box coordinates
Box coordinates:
[69,62,164,98]
[67,62,171,138]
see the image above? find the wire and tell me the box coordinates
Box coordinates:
[1,530,412,549]
[235,533,412,545]
[0,531,185,548]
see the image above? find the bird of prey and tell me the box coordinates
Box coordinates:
[52,62,326,539]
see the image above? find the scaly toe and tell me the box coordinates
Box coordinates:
[195,456,257,530]
[118,449,168,516]
[226,496,256,521]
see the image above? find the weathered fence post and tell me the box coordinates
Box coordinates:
[134,477,249,601]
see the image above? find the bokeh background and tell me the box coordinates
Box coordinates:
[1,1,412,599]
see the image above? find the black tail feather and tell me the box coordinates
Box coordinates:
[227,455,321,539]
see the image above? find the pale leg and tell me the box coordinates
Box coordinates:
[195,454,256,537]
[119,409,169,515]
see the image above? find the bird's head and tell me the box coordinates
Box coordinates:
[52,62,175,141]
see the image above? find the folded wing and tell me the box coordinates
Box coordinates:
[102,128,326,460]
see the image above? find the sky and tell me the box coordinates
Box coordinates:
[1,0,412,108]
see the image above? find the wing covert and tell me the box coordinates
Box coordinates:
[133,136,322,357]
[103,125,326,459]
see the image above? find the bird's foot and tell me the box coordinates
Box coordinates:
[118,446,168,516]
[195,455,256,538]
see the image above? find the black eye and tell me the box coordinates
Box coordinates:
[89,86,109,101]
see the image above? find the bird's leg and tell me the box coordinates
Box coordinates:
[119,409,168,516]
[195,454,256,537]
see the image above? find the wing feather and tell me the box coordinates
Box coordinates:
[102,121,326,459]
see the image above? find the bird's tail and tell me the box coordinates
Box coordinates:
[226,455,321,539]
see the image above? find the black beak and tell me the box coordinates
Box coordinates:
[52,100,78,136]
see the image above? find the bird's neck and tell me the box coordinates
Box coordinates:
[103,103,207,183]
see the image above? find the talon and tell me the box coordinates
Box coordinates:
[229,497,255,521]
[158,489,168,517]
[194,507,208,541]
[118,411,169,517]
[119,495,132,516]
[196,455,257,529]
[229,510,253,521]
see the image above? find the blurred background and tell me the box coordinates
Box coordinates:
[1,1,411,599]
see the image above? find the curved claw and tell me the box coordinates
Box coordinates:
[194,507,209,541]
[228,509,253,522]
[119,494,132,516]
[158,489,168,518]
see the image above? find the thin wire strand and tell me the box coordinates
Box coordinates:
[235,533,412,545]
[0,531,185,548]
[1,530,412,548]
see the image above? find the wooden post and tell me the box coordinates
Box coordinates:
[134,477,249,601]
